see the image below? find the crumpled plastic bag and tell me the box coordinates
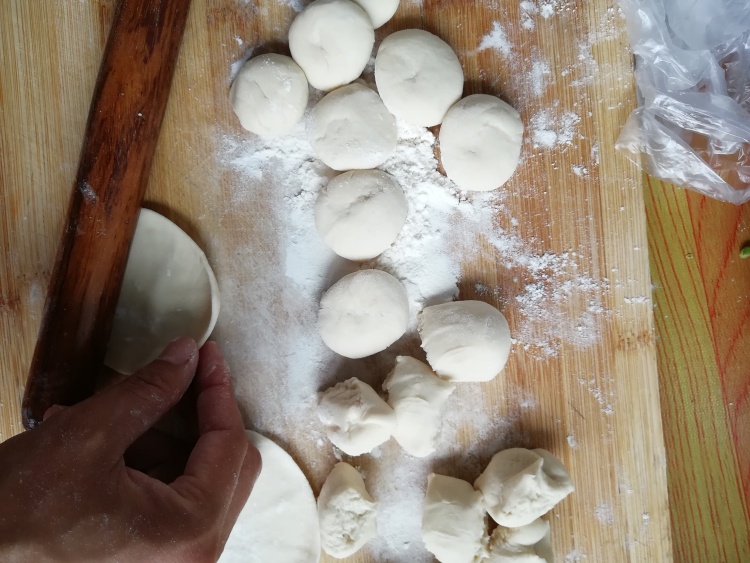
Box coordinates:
[616,0,750,204]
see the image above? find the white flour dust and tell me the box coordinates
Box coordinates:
[477,21,513,58]
[594,503,615,526]
[518,0,575,30]
[530,58,553,97]
[565,548,588,562]
[214,85,609,557]
[210,1,631,553]
[530,108,581,148]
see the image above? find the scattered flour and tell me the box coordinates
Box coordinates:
[520,1,538,30]
[530,109,581,148]
[530,58,552,97]
[540,2,556,18]
[211,1,632,554]
[594,503,615,526]
[572,164,589,177]
[565,548,588,562]
[578,377,615,415]
[623,295,649,304]
[214,88,609,555]
[477,21,512,58]
[518,0,575,29]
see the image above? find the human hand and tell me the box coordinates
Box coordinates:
[0,338,261,563]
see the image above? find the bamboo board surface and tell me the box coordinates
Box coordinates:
[0,0,672,561]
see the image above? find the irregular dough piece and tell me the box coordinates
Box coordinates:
[318,377,397,456]
[318,269,409,358]
[230,53,309,137]
[310,82,397,171]
[418,300,511,382]
[351,0,399,28]
[494,518,549,547]
[422,474,489,563]
[318,462,379,558]
[105,209,219,375]
[315,170,407,260]
[289,0,374,91]
[375,29,464,126]
[439,94,524,191]
[220,431,321,563]
[487,519,553,563]
[474,448,574,528]
[383,356,455,457]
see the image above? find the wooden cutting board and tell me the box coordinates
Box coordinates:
[0,0,672,561]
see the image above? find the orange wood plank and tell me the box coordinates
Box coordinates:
[646,175,750,561]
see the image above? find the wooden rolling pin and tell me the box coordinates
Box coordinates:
[22,0,192,428]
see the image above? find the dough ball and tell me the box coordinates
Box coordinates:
[315,170,407,260]
[375,29,464,127]
[474,448,574,528]
[383,356,455,457]
[439,94,524,191]
[289,0,374,91]
[351,0,399,28]
[317,377,397,455]
[318,269,408,358]
[229,54,309,137]
[422,474,489,563]
[220,431,321,563]
[318,462,379,558]
[418,300,511,383]
[310,82,397,170]
[106,209,220,375]
[487,519,552,563]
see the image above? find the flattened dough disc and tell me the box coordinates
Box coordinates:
[105,208,220,375]
[220,431,322,563]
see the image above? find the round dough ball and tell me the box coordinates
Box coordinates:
[439,94,524,191]
[310,82,397,170]
[318,462,379,558]
[418,300,511,383]
[318,377,397,455]
[474,448,574,528]
[422,474,489,563]
[375,29,464,127]
[220,431,321,563]
[289,0,374,91]
[315,170,407,260]
[383,356,455,457]
[230,54,309,137]
[105,209,220,375]
[318,269,408,358]
[352,0,399,28]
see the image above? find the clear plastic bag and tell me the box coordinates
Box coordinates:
[616,0,750,204]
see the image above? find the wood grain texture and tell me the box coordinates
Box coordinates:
[646,177,750,561]
[0,0,672,561]
[23,0,192,428]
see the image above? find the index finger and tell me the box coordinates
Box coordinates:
[170,342,259,513]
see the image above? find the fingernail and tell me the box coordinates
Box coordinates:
[159,337,197,365]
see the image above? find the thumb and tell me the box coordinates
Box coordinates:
[70,337,199,458]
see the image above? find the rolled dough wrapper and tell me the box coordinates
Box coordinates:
[220,431,321,563]
[105,208,220,375]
